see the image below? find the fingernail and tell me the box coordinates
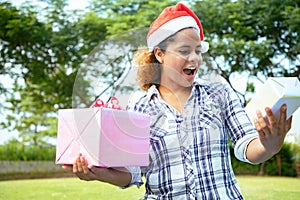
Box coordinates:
[264,106,271,112]
[80,156,84,162]
[282,104,287,111]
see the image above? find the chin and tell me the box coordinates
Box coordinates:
[181,79,194,88]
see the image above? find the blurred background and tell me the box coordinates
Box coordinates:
[0,0,299,179]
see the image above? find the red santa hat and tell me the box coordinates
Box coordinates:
[147,3,209,52]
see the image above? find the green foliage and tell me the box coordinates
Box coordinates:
[292,142,300,164]
[231,160,260,175]
[264,143,297,177]
[0,1,106,144]
[230,142,260,175]
[0,140,55,161]
[0,0,174,146]
[88,0,175,35]
[231,142,298,176]
[0,0,299,147]
[193,0,300,98]
[246,82,255,93]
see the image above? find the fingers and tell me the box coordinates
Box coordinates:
[254,104,291,156]
[73,155,81,173]
[254,104,290,136]
[73,154,89,174]
[62,164,73,171]
[81,156,90,174]
[254,109,270,137]
[254,119,268,138]
[286,116,293,132]
[278,104,287,133]
[265,107,276,127]
[72,154,95,181]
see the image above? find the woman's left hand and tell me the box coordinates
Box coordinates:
[254,104,293,155]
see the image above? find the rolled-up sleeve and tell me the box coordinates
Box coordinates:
[234,133,258,164]
[120,166,143,189]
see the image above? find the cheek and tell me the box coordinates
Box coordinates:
[199,57,203,64]
[170,60,186,72]
[172,55,186,65]
[164,55,183,67]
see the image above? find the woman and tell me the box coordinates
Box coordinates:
[67,3,292,199]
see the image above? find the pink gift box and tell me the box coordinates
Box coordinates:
[55,107,150,167]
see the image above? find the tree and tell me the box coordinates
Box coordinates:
[193,0,300,103]
[0,0,173,145]
[0,0,299,147]
[0,1,107,145]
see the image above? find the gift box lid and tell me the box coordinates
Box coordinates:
[245,77,300,121]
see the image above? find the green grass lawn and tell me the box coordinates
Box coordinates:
[0,176,299,200]
[238,176,300,200]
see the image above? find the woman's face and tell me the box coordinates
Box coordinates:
[155,28,203,90]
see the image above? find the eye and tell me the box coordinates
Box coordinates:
[178,50,190,55]
[195,49,202,55]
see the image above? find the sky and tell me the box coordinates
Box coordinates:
[1,0,299,145]
[8,0,89,10]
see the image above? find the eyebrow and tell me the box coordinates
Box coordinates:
[178,45,202,49]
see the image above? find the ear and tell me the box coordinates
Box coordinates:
[154,47,164,64]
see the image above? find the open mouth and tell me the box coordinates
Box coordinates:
[183,68,196,76]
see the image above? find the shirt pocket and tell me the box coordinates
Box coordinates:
[150,113,170,137]
[199,100,223,130]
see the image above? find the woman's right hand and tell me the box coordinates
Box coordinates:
[62,154,132,186]
[68,154,108,181]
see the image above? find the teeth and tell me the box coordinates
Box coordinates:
[186,67,196,70]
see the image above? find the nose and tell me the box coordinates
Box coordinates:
[188,51,202,65]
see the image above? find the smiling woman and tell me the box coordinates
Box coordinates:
[154,28,203,91]
[67,3,294,200]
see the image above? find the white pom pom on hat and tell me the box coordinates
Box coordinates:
[146,3,209,53]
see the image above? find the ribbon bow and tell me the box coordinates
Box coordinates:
[91,96,122,110]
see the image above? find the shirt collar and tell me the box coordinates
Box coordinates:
[146,85,160,101]
[146,79,208,101]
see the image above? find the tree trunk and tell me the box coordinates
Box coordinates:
[276,155,281,176]
[296,163,300,178]
[258,162,265,176]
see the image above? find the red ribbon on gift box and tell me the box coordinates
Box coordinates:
[91,96,122,110]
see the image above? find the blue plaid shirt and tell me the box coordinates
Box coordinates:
[126,79,258,200]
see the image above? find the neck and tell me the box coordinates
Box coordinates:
[158,85,192,113]
[158,85,192,96]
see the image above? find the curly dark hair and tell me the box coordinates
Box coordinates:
[132,35,175,91]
